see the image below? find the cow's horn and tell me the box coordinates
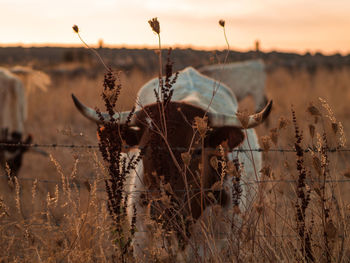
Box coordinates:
[208,100,272,128]
[72,94,136,125]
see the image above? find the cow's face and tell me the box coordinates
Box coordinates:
[130,102,245,221]
[0,130,32,179]
[72,92,271,222]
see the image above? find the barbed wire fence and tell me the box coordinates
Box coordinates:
[2,141,350,152]
[1,141,350,239]
[2,141,350,189]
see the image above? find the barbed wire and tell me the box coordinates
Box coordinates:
[0,142,349,153]
[0,142,99,149]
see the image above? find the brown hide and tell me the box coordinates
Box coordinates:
[133,102,245,224]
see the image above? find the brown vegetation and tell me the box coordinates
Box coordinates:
[1,48,350,261]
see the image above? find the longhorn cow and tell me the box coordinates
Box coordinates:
[72,67,272,261]
[199,59,268,112]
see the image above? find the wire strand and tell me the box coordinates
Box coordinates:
[0,142,349,153]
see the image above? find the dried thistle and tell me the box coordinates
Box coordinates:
[269,128,278,145]
[227,160,239,177]
[72,24,79,33]
[194,116,208,138]
[278,116,289,130]
[210,156,219,170]
[260,136,271,152]
[148,17,160,35]
[260,165,272,178]
[292,107,314,262]
[181,152,191,166]
[307,103,321,116]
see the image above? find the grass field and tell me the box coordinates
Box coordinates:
[1,59,350,262]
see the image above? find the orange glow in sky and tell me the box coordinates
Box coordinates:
[1,0,350,54]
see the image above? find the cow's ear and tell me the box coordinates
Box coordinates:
[205,127,245,149]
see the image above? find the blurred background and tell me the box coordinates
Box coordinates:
[1,0,350,53]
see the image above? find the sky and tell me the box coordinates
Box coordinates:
[1,0,350,54]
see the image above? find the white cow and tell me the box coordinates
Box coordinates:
[72,67,272,262]
[0,67,50,178]
[199,59,268,112]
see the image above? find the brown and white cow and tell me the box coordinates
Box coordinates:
[72,67,272,261]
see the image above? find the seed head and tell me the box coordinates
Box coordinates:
[72,25,79,33]
[260,165,272,178]
[210,156,219,170]
[269,128,278,145]
[194,116,208,138]
[278,116,289,130]
[219,19,225,27]
[260,136,271,152]
[181,152,191,166]
[148,17,160,35]
[307,103,321,116]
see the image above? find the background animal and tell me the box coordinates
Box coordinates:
[0,67,50,179]
[199,59,268,112]
[72,67,272,261]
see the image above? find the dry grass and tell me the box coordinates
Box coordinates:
[1,59,350,262]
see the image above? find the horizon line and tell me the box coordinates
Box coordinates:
[0,42,348,56]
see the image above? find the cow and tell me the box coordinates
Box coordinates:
[199,59,268,112]
[0,67,50,179]
[72,67,272,262]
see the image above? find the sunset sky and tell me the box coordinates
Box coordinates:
[1,0,350,54]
